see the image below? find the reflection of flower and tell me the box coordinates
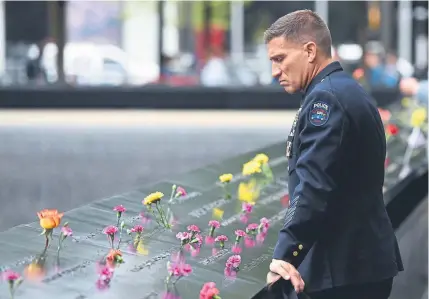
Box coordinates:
[208,220,220,237]
[238,179,260,203]
[199,282,221,299]
[232,244,242,254]
[212,208,224,220]
[244,236,256,248]
[226,255,241,269]
[2,270,23,299]
[96,264,114,291]
[166,262,192,284]
[242,202,254,214]
[214,235,228,249]
[240,214,249,224]
[103,225,118,249]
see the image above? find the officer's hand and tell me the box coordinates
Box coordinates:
[269,259,305,293]
[266,271,281,285]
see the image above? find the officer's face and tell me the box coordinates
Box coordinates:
[267,37,316,94]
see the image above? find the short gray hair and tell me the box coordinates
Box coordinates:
[264,10,332,57]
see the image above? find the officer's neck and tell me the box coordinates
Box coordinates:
[304,57,335,91]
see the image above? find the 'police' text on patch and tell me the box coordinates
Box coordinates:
[309,101,330,126]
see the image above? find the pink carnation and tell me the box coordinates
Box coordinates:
[2,270,20,281]
[235,230,246,237]
[103,225,118,236]
[226,255,241,269]
[187,224,200,233]
[176,232,191,241]
[215,235,228,242]
[208,220,220,229]
[113,205,126,213]
[130,225,144,233]
[260,217,270,229]
[246,223,259,232]
[176,186,187,197]
[242,202,254,214]
[61,226,73,237]
[168,262,193,277]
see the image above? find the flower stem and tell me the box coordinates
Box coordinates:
[209,226,215,237]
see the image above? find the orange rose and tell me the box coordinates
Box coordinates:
[37,209,64,229]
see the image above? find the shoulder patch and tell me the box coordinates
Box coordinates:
[309,101,330,126]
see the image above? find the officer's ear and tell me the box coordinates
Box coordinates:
[303,42,317,63]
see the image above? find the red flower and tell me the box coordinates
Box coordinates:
[176,186,187,197]
[386,124,399,136]
[130,225,144,233]
[225,255,241,269]
[199,282,221,299]
[103,225,118,236]
[113,205,126,213]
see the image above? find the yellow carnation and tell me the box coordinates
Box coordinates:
[410,108,427,128]
[143,191,164,205]
[242,160,262,176]
[219,173,233,183]
[253,153,269,164]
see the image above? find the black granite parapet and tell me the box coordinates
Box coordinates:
[0,105,426,299]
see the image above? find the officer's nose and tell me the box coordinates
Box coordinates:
[272,63,281,79]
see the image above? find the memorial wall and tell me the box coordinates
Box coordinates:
[0,101,426,299]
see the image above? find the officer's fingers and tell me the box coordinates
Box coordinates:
[284,264,305,293]
[269,261,290,279]
[266,271,281,285]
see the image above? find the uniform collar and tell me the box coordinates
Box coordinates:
[303,61,343,96]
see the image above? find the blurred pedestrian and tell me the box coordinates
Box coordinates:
[400,77,428,106]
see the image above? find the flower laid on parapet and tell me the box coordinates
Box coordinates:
[199,282,221,299]
[245,223,259,235]
[234,230,246,244]
[411,107,427,128]
[208,220,220,237]
[225,255,241,271]
[385,124,399,142]
[253,153,274,182]
[143,192,171,229]
[219,173,233,199]
[165,261,192,284]
[2,270,23,299]
[57,223,73,256]
[259,217,270,233]
[37,209,64,250]
[113,205,126,228]
[127,224,144,247]
[169,185,187,203]
[176,232,192,247]
[103,225,118,249]
[106,249,124,268]
[242,160,262,176]
[214,235,228,249]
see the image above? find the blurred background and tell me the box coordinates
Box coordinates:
[0,1,427,298]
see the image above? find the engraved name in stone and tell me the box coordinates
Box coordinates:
[198,248,230,266]
[169,191,202,204]
[188,198,229,218]
[42,260,92,283]
[130,246,180,272]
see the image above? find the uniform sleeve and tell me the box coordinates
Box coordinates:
[273,90,347,267]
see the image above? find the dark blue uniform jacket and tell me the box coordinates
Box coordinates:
[273,61,403,292]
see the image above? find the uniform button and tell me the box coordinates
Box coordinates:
[293,251,298,256]
[298,244,303,250]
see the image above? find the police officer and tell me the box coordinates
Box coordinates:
[263,10,403,299]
